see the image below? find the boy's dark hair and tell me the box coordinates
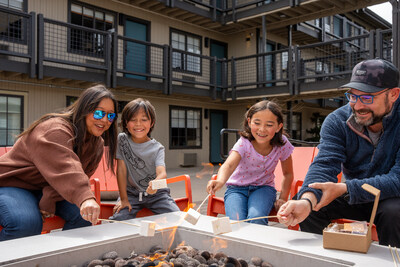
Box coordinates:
[240,100,286,147]
[121,98,156,137]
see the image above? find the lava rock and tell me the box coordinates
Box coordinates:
[102,258,115,267]
[200,251,211,260]
[226,257,241,267]
[149,246,163,254]
[102,251,118,260]
[261,261,273,267]
[238,258,248,267]
[87,259,103,267]
[250,257,262,266]
[142,261,156,267]
[114,259,127,267]
[214,252,227,260]
[224,263,236,267]
[193,255,207,264]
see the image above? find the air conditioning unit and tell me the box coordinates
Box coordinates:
[178,152,197,167]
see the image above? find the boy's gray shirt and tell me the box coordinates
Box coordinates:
[116,132,165,192]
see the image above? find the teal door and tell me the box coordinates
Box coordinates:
[125,20,148,80]
[210,110,227,164]
[210,40,227,90]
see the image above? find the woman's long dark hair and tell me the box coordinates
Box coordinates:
[240,100,286,147]
[19,84,118,172]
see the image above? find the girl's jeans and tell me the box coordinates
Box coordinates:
[224,185,276,225]
[0,187,91,241]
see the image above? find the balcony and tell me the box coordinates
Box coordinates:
[0,6,393,101]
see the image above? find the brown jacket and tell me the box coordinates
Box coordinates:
[0,117,104,213]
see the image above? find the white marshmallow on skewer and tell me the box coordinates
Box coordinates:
[139,220,156,236]
[211,217,232,235]
[184,208,201,225]
[151,179,168,190]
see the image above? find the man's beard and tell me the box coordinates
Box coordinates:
[352,95,390,126]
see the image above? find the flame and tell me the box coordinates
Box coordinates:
[205,237,228,253]
[183,201,195,212]
[195,163,214,179]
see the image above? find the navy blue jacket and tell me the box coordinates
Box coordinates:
[299,99,400,204]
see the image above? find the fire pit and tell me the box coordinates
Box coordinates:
[0,212,393,266]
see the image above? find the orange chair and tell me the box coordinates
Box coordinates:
[207,146,316,224]
[99,174,193,219]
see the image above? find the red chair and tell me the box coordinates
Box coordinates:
[99,174,193,219]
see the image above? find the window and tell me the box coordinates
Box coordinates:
[333,16,343,37]
[0,94,23,146]
[69,2,115,55]
[170,106,201,148]
[0,0,26,42]
[171,30,201,74]
[0,0,24,10]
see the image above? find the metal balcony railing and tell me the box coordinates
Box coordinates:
[0,8,394,100]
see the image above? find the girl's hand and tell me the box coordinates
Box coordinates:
[40,210,55,221]
[113,199,132,214]
[207,180,224,195]
[146,183,157,195]
[274,198,286,211]
[80,198,100,225]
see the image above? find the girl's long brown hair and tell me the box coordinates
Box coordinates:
[240,100,286,147]
[18,84,118,172]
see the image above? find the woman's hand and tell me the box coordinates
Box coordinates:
[113,199,132,214]
[40,210,55,222]
[80,198,100,225]
[207,180,224,195]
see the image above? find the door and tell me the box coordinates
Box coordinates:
[209,109,227,164]
[265,43,274,86]
[125,19,148,80]
[210,40,227,91]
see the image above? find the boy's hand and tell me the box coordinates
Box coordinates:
[113,199,132,214]
[146,183,157,195]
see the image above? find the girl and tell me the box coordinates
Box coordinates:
[110,98,179,220]
[0,85,118,240]
[207,100,294,225]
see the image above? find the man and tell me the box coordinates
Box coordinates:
[278,58,400,246]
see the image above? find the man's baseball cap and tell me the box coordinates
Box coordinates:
[340,58,399,93]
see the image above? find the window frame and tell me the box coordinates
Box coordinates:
[0,0,28,44]
[67,0,117,57]
[0,93,24,147]
[169,105,202,149]
[170,28,202,75]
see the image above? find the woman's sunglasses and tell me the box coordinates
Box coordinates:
[93,110,116,122]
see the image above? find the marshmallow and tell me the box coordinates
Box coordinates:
[151,179,168,190]
[184,208,201,225]
[139,220,156,236]
[211,217,232,235]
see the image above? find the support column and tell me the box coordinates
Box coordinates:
[390,0,400,70]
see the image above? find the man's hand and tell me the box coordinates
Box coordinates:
[277,199,311,227]
[308,182,347,211]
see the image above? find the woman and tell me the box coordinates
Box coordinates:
[0,84,118,241]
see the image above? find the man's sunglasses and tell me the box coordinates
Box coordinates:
[93,110,116,122]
